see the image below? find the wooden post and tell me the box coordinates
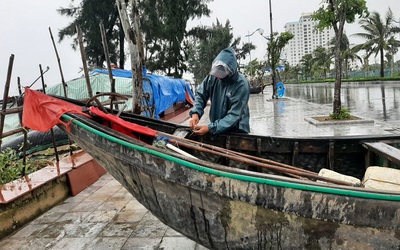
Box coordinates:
[99,21,117,111]
[49,27,74,155]
[0,54,14,148]
[76,26,94,99]
[49,27,68,98]
[76,26,107,113]
[39,64,59,162]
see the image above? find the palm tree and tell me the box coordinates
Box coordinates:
[300,54,313,80]
[387,36,400,76]
[352,43,373,77]
[353,8,400,77]
[330,34,360,79]
[311,46,332,79]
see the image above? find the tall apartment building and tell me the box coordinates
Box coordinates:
[282,13,335,66]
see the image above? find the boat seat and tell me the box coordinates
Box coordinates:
[362,141,400,167]
[362,166,400,191]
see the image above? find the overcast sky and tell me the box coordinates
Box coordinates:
[1,0,400,96]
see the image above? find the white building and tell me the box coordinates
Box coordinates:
[282,13,335,66]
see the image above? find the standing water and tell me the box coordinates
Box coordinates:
[248,82,400,137]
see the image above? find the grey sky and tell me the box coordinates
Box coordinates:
[1,0,399,96]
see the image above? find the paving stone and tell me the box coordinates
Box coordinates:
[159,236,197,250]
[96,200,130,212]
[47,201,80,213]
[123,199,148,212]
[39,223,68,238]
[131,219,169,238]
[69,201,104,212]
[54,211,92,224]
[87,237,129,250]
[63,222,107,238]
[50,237,93,249]
[30,210,65,224]
[82,210,118,223]
[164,227,184,237]
[0,238,53,250]
[121,237,161,250]
[99,222,138,237]
[10,223,50,238]
[113,210,147,223]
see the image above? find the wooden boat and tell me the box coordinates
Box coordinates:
[249,84,265,94]
[23,88,400,249]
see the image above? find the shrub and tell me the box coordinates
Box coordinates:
[329,108,351,120]
[0,148,48,185]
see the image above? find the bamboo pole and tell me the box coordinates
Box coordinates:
[167,134,316,175]
[49,27,68,98]
[168,138,355,186]
[0,54,14,148]
[76,26,94,99]
[76,26,107,113]
[99,21,117,111]
[39,64,59,162]
[157,131,355,186]
[49,27,74,155]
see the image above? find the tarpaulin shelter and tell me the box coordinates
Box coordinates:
[46,67,194,119]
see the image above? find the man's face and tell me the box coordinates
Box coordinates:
[210,61,231,79]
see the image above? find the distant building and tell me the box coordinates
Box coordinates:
[282,13,335,66]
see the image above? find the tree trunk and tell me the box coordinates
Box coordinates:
[380,48,385,77]
[116,0,143,114]
[118,23,125,69]
[332,15,346,116]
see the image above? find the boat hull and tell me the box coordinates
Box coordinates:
[61,115,400,249]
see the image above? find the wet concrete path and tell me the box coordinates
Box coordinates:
[1,173,207,250]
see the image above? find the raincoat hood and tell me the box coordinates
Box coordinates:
[210,47,238,81]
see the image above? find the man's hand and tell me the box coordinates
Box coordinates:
[193,125,209,135]
[189,113,199,129]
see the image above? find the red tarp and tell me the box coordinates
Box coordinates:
[23,88,157,139]
[88,106,157,137]
[23,88,90,132]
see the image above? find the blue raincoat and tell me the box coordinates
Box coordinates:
[189,47,250,135]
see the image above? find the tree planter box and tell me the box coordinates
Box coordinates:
[0,150,105,240]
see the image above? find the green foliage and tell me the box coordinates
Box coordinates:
[300,54,314,80]
[311,46,332,79]
[0,148,39,185]
[353,8,400,77]
[187,19,247,88]
[58,0,211,76]
[140,0,211,78]
[311,0,368,115]
[58,0,121,68]
[267,31,294,98]
[329,108,351,120]
[312,0,368,30]
[244,59,266,87]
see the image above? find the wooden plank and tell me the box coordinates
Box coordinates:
[362,142,400,166]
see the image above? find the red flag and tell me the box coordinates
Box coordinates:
[22,88,90,132]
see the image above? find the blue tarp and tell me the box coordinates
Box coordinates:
[90,68,194,118]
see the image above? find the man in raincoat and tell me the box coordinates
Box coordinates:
[189,47,250,135]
